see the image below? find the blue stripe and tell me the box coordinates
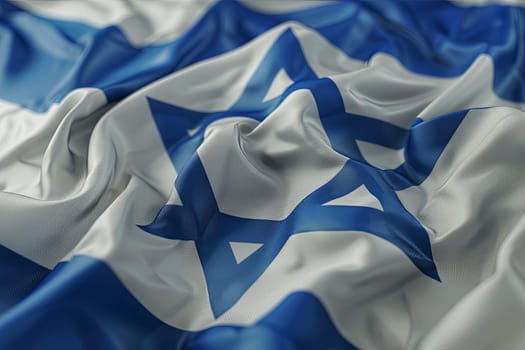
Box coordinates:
[0,254,357,349]
[0,245,49,314]
[0,0,524,112]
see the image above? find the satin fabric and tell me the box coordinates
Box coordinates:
[0,1,524,350]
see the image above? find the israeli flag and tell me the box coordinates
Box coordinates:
[0,1,525,349]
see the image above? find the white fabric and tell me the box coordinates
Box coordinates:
[263,69,294,102]
[238,0,339,13]
[198,90,347,220]
[452,0,525,6]
[229,242,264,264]
[12,0,215,46]
[322,185,384,211]
[356,140,405,171]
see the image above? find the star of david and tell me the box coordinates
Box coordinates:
[139,29,466,318]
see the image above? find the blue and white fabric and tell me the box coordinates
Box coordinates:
[0,1,525,349]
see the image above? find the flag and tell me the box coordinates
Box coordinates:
[0,0,525,349]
